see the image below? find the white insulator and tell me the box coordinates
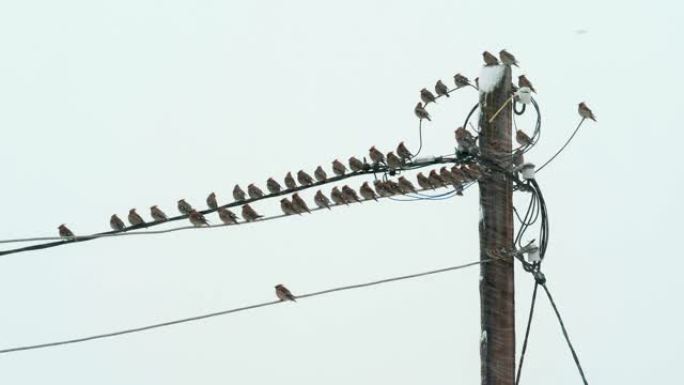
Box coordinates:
[515,87,532,105]
[527,246,541,263]
[521,163,536,180]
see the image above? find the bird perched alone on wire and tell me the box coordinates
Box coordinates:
[386,152,402,170]
[499,49,519,67]
[348,156,365,172]
[280,198,299,216]
[314,166,327,182]
[248,184,264,200]
[416,172,433,190]
[369,146,385,166]
[453,73,470,88]
[374,180,392,197]
[429,170,446,188]
[314,190,332,210]
[414,102,431,121]
[206,192,218,210]
[292,193,311,214]
[455,127,477,153]
[396,142,412,160]
[435,80,450,98]
[359,182,378,202]
[342,185,361,203]
[266,177,282,194]
[188,210,209,227]
[516,130,532,147]
[275,284,296,302]
[218,207,239,225]
[332,159,347,176]
[177,199,193,215]
[58,224,75,240]
[110,214,125,231]
[331,187,347,206]
[518,75,536,93]
[297,170,314,186]
[150,205,168,222]
[128,209,145,227]
[482,51,500,66]
[233,185,247,201]
[284,172,297,190]
[420,88,437,105]
[241,204,262,222]
[578,102,596,121]
[398,176,417,194]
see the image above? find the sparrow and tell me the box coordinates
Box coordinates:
[359,182,378,201]
[396,142,413,160]
[150,205,168,222]
[453,73,470,88]
[450,165,467,184]
[58,224,75,240]
[386,151,402,170]
[284,172,297,190]
[512,151,525,169]
[578,102,596,121]
[440,167,456,185]
[461,165,482,181]
[297,170,314,186]
[275,284,296,302]
[314,190,332,210]
[349,156,365,172]
[241,204,262,222]
[331,187,348,206]
[110,214,126,231]
[483,51,500,66]
[516,130,532,147]
[233,184,247,201]
[435,80,449,98]
[416,172,434,190]
[414,102,431,121]
[518,75,536,93]
[292,193,311,214]
[374,180,392,197]
[188,209,209,227]
[386,180,402,195]
[342,185,361,203]
[128,209,145,227]
[369,146,385,165]
[398,176,417,194]
[218,207,239,225]
[280,198,299,216]
[177,199,193,215]
[248,183,265,199]
[206,192,218,210]
[455,127,477,153]
[465,164,484,180]
[420,88,437,105]
[499,49,519,67]
[332,159,347,176]
[266,177,282,194]
[429,170,447,188]
[314,166,327,182]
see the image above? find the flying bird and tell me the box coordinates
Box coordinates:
[284,172,297,190]
[177,199,193,215]
[292,193,311,214]
[578,102,596,121]
[188,210,209,227]
[110,214,125,231]
[518,75,536,93]
[349,156,365,172]
[453,73,470,88]
[386,152,402,170]
[280,198,299,216]
[233,184,247,201]
[248,183,265,200]
[499,49,519,67]
[516,130,532,147]
[314,190,332,210]
[314,166,328,182]
[150,205,168,222]
[398,176,417,194]
[396,142,412,160]
[416,172,433,190]
[342,185,361,203]
[483,51,500,66]
[429,170,446,188]
[275,284,296,302]
[420,88,437,105]
[414,102,431,121]
[218,207,239,225]
[369,146,385,165]
[58,224,75,240]
[297,170,314,186]
[128,209,145,227]
[331,187,348,206]
[266,177,282,194]
[359,182,378,201]
[332,159,347,176]
[206,192,218,210]
[435,80,450,98]
[241,204,262,222]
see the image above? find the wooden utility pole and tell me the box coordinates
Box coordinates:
[478,66,515,385]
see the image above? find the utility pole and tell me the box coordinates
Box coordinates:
[478,66,515,385]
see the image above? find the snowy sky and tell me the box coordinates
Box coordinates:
[0,0,681,384]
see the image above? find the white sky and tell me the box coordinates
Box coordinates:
[0,0,682,384]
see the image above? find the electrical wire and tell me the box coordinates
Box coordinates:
[515,282,539,385]
[537,118,585,173]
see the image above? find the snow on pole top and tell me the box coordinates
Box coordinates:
[478,65,506,93]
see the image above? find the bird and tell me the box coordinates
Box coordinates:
[58,224,75,240]
[369,146,385,165]
[386,151,402,170]
[455,127,477,153]
[499,49,519,67]
[233,184,247,201]
[248,183,264,200]
[386,180,402,195]
[518,75,536,93]
[483,51,500,66]
[280,198,299,216]
[429,170,446,188]
[461,165,481,181]
[435,80,450,98]
[453,73,470,88]
[177,199,193,215]
[414,102,431,121]
[331,187,348,206]
[291,193,311,214]
[512,151,525,170]
[465,164,484,180]
[314,166,327,182]
[578,102,596,121]
[349,156,365,172]
[420,88,437,105]
[516,130,532,147]
[266,177,282,194]
[241,204,262,222]
[416,172,433,190]
[284,172,297,190]
[218,207,239,225]
[440,167,456,185]
[297,170,314,186]
[206,192,218,210]
[374,180,392,197]
[332,159,347,176]
[342,185,361,203]
[275,284,296,302]
[396,142,412,160]
[150,205,168,222]
[450,165,467,184]
[314,190,332,210]
[110,214,126,231]
[128,209,145,227]
[188,210,209,227]
[398,176,417,194]
[359,182,378,201]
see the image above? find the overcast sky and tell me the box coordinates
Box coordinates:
[0,0,681,384]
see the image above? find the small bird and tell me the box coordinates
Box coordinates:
[314,190,332,210]
[499,49,519,67]
[297,170,314,186]
[414,102,431,121]
[483,51,500,66]
[291,193,311,214]
[233,184,247,201]
[359,182,378,201]
[128,209,145,227]
[453,73,470,88]
[248,183,264,200]
[284,172,297,190]
[398,176,417,194]
[386,180,402,195]
[314,166,327,182]
[440,167,456,185]
[241,204,262,222]
[455,127,477,153]
[374,180,392,197]
[435,80,450,98]
[516,130,532,147]
[386,151,402,170]
[58,224,75,240]
[416,172,433,190]
[461,165,481,181]
[275,284,296,302]
[266,177,282,194]
[349,156,365,172]
[342,185,361,203]
[206,192,218,210]
[280,198,299,216]
[188,210,209,227]
[450,165,467,183]
[150,205,168,222]
[331,187,348,206]
[110,214,126,231]
[332,159,347,176]
[396,142,412,160]
[578,102,596,121]
[429,170,446,188]
[218,207,239,225]
[465,164,484,180]
[177,199,193,215]
[369,146,385,165]
[512,151,525,169]
[420,88,437,105]
[518,75,536,93]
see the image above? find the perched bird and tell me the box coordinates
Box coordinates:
[374,180,392,197]
[396,142,412,160]
[440,167,456,185]
[420,88,437,105]
[342,185,361,203]
[435,80,450,98]
[218,207,239,225]
[512,151,525,169]
[369,146,385,165]
[429,170,446,188]
[206,192,218,210]
[414,102,431,121]
[297,170,314,186]
[150,205,168,222]
[188,210,209,227]
[398,176,417,194]
[177,199,193,215]
[233,184,247,201]
[483,51,500,66]
[518,75,536,93]
[578,102,596,121]
[331,187,348,206]
[292,193,311,214]
[266,177,282,194]
[453,73,470,88]
[110,214,126,231]
[499,49,519,67]
[349,156,365,172]
[128,209,145,227]
[284,172,297,190]
[332,159,347,176]
[465,164,484,180]
[275,284,296,302]
[516,130,532,147]
[416,172,433,190]
[314,190,332,210]
[455,127,477,153]
[241,204,262,222]
[386,180,402,195]
[359,182,378,202]
[58,224,74,240]
[248,183,264,200]
[386,151,402,170]
[314,166,327,182]
[280,198,299,216]
[461,165,481,181]
[450,165,467,183]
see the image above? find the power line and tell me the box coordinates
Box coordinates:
[537,118,586,173]
[0,259,490,355]
[515,282,539,385]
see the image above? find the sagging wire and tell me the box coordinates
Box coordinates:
[537,118,586,173]
[515,282,539,385]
